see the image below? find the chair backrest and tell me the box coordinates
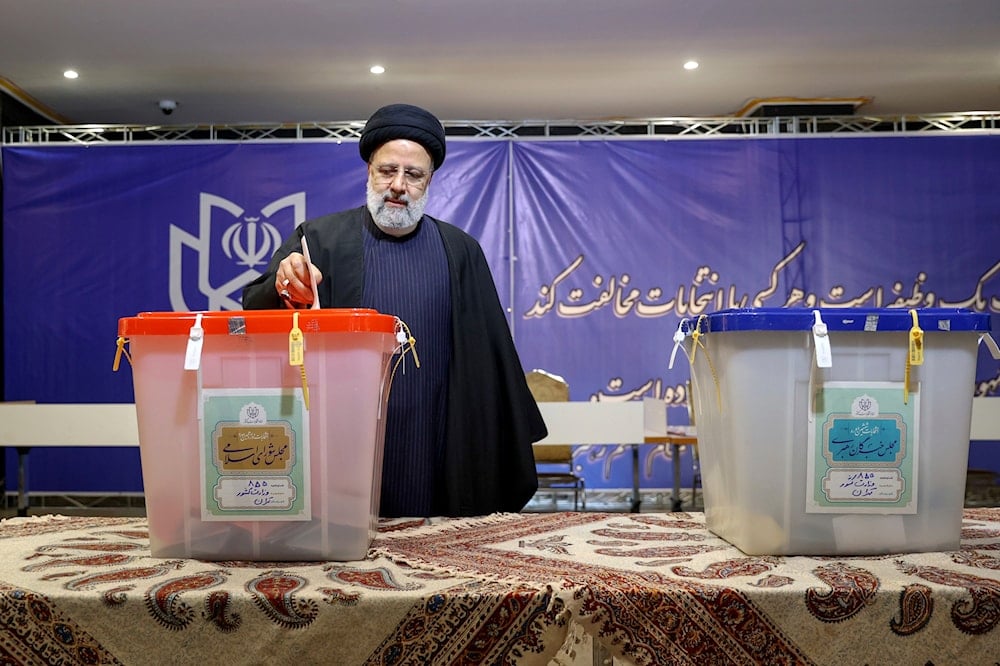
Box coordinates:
[525,368,569,402]
[525,369,572,463]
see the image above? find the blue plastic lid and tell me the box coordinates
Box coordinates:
[690,308,992,333]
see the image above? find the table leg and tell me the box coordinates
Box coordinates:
[17,446,30,517]
[630,444,641,513]
[671,443,682,511]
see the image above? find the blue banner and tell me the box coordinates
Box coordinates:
[3,135,998,494]
[511,135,1000,489]
[2,141,509,491]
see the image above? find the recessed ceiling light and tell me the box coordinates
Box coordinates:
[683,60,699,71]
[63,69,79,79]
[370,65,385,75]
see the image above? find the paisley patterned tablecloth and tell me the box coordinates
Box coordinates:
[1,509,999,665]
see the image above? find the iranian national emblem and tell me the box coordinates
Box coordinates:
[169,192,305,311]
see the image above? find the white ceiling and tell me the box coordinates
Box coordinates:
[1,0,999,126]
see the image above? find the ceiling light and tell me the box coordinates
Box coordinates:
[370,65,385,75]
[683,60,699,71]
[63,69,79,79]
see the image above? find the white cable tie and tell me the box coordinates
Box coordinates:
[184,312,205,371]
[812,310,833,369]
[668,318,689,370]
[980,332,1000,360]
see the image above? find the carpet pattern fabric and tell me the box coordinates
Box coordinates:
[1,510,998,665]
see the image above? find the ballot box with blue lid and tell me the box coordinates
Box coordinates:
[681,307,994,556]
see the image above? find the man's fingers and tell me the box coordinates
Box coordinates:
[275,252,322,305]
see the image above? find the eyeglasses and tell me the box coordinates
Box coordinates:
[371,163,431,188]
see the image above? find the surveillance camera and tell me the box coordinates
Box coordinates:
[159,100,178,115]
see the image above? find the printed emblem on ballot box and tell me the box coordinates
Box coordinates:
[200,389,311,521]
[807,382,918,514]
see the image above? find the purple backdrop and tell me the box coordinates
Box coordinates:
[3,135,998,494]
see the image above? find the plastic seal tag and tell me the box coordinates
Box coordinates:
[908,309,924,366]
[288,312,310,409]
[980,332,1000,360]
[184,313,205,371]
[668,318,688,370]
[811,310,832,368]
[113,336,131,371]
[903,309,924,404]
[408,334,420,368]
[393,317,420,369]
[289,312,304,366]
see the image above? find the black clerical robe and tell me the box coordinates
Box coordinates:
[242,206,546,517]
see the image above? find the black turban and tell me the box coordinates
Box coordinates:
[359,103,447,170]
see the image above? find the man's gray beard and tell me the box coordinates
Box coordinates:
[366,183,428,232]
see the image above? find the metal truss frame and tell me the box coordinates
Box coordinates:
[3,112,998,145]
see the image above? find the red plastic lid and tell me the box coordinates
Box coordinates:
[118,308,397,336]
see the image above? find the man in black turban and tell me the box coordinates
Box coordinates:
[359,103,447,170]
[242,104,546,518]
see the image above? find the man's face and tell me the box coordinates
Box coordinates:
[366,139,434,235]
